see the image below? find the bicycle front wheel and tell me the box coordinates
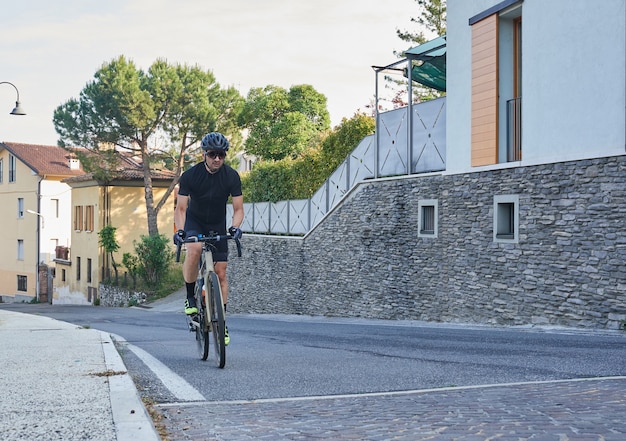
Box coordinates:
[195,318,209,361]
[207,272,226,368]
[194,285,209,361]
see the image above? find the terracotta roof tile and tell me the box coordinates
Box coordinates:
[0,142,85,176]
[1,142,176,184]
[61,149,176,184]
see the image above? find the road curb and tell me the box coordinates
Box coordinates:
[101,331,161,441]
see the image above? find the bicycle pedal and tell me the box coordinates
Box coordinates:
[189,315,200,330]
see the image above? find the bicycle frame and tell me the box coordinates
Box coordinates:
[175,233,241,368]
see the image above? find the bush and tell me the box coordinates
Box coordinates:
[241,113,375,203]
[122,252,140,289]
[133,234,175,287]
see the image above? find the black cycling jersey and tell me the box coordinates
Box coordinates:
[177,161,242,233]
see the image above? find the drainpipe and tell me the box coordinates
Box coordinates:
[35,177,42,302]
[373,67,380,179]
[407,58,413,175]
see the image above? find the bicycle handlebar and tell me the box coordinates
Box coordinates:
[175,233,242,262]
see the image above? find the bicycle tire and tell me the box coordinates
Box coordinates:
[195,281,209,361]
[208,271,226,368]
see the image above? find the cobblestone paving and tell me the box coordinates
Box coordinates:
[156,377,626,441]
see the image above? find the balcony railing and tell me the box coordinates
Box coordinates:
[507,97,522,161]
[229,97,447,235]
[54,246,70,261]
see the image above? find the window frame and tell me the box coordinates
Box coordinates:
[17,239,24,260]
[51,199,59,218]
[85,205,94,232]
[8,154,16,183]
[87,258,92,283]
[17,275,27,292]
[74,205,83,231]
[418,199,439,238]
[493,194,519,243]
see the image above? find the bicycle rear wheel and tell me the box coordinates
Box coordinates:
[207,272,226,368]
[194,284,209,361]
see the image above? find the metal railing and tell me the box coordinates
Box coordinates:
[507,97,522,162]
[230,97,447,235]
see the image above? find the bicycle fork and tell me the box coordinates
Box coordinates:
[188,276,207,332]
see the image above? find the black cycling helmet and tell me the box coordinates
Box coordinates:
[200,132,230,152]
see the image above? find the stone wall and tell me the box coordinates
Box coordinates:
[227,155,626,330]
[99,284,148,307]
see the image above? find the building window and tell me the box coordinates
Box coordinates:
[501,11,522,162]
[87,258,92,283]
[51,199,59,218]
[74,206,83,231]
[418,199,438,238]
[17,198,24,218]
[85,205,94,232]
[9,154,16,182]
[62,269,66,282]
[17,275,27,292]
[0,158,3,183]
[17,239,24,260]
[493,194,519,243]
[76,256,81,281]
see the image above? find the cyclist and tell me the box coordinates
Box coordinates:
[174,132,244,345]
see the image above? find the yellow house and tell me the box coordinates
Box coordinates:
[0,142,84,303]
[53,153,176,304]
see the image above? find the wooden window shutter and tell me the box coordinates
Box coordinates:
[471,14,499,167]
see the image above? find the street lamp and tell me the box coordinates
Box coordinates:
[0,81,27,115]
[27,209,44,228]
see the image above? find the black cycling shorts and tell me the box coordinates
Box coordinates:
[183,215,228,262]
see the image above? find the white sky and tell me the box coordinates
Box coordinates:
[0,0,421,146]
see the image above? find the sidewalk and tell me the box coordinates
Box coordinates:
[0,309,159,441]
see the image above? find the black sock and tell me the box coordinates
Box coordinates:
[223,304,227,312]
[186,282,195,299]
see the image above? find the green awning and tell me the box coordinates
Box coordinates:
[403,35,447,92]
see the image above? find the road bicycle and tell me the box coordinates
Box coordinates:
[175,232,241,368]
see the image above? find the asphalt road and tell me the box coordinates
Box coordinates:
[3,300,626,440]
[3,301,625,402]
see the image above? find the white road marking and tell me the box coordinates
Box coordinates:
[156,375,626,407]
[110,333,205,402]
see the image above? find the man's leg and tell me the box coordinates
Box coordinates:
[214,261,230,345]
[183,242,202,314]
[214,261,229,306]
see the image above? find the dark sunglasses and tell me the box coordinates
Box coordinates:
[206,150,226,159]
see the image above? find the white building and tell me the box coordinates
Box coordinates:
[0,142,83,302]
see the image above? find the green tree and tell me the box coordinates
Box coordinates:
[319,113,376,167]
[98,225,120,284]
[388,0,447,106]
[396,0,447,49]
[238,84,330,161]
[53,56,244,236]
